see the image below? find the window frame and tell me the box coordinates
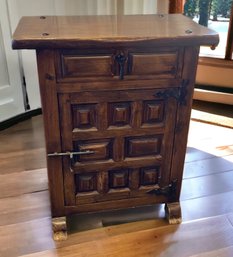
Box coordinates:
[169,0,233,63]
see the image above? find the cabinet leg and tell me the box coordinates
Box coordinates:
[165,202,182,225]
[52,216,67,241]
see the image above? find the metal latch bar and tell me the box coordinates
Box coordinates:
[47,150,94,157]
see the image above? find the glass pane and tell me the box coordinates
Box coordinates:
[184,0,233,58]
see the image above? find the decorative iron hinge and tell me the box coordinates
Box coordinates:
[155,79,189,106]
[146,180,177,198]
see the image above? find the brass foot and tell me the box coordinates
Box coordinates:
[52,216,67,241]
[165,202,182,224]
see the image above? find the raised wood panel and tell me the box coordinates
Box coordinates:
[61,54,114,78]
[140,166,159,186]
[72,104,97,130]
[108,102,131,127]
[109,170,129,189]
[55,47,184,83]
[76,173,97,193]
[129,52,178,78]
[73,164,164,204]
[142,100,164,125]
[62,88,177,208]
[126,136,162,157]
[74,139,113,162]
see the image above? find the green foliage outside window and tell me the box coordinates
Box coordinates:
[184,0,233,26]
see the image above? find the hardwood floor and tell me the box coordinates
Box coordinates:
[0,114,233,257]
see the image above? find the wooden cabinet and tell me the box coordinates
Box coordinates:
[12,14,218,240]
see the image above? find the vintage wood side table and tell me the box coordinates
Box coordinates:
[12,14,218,240]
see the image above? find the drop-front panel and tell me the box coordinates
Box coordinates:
[12,14,219,240]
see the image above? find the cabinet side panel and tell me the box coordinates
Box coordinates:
[36,49,65,217]
[170,46,200,200]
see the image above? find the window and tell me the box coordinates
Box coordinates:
[169,0,233,60]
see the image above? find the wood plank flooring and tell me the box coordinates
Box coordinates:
[0,114,233,257]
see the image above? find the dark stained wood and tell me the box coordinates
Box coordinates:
[61,54,114,78]
[12,14,219,239]
[129,52,178,77]
[36,50,65,217]
[58,87,178,211]
[169,0,186,14]
[170,46,200,201]
[56,79,183,92]
[12,15,219,49]
[225,3,233,60]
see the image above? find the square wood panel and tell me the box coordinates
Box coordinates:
[75,173,97,193]
[108,102,131,127]
[72,104,97,129]
[61,54,113,78]
[125,136,162,157]
[74,139,113,162]
[142,100,164,125]
[140,166,159,186]
[109,169,129,189]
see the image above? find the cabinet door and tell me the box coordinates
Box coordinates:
[58,88,178,209]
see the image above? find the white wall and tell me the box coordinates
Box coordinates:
[0,26,9,86]
[0,0,24,122]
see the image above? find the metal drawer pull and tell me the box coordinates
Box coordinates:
[47,150,94,157]
[115,53,127,80]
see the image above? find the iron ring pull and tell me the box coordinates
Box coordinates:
[47,150,95,172]
[115,53,127,80]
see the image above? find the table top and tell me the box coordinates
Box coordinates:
[12,14,219,49]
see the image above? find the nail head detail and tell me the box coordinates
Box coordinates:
[158,14,165,18]
[40,16,46,19]
[185,29,193,34]
[42,33,49,36]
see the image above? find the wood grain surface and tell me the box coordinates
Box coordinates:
[0,114,233,256]
[12,14,219,49]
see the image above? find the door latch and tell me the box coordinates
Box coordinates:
[47,150,94,157]
[47,150,94,172]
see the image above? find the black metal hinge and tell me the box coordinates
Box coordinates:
[146,180,177,199]
[155,79,189,106]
